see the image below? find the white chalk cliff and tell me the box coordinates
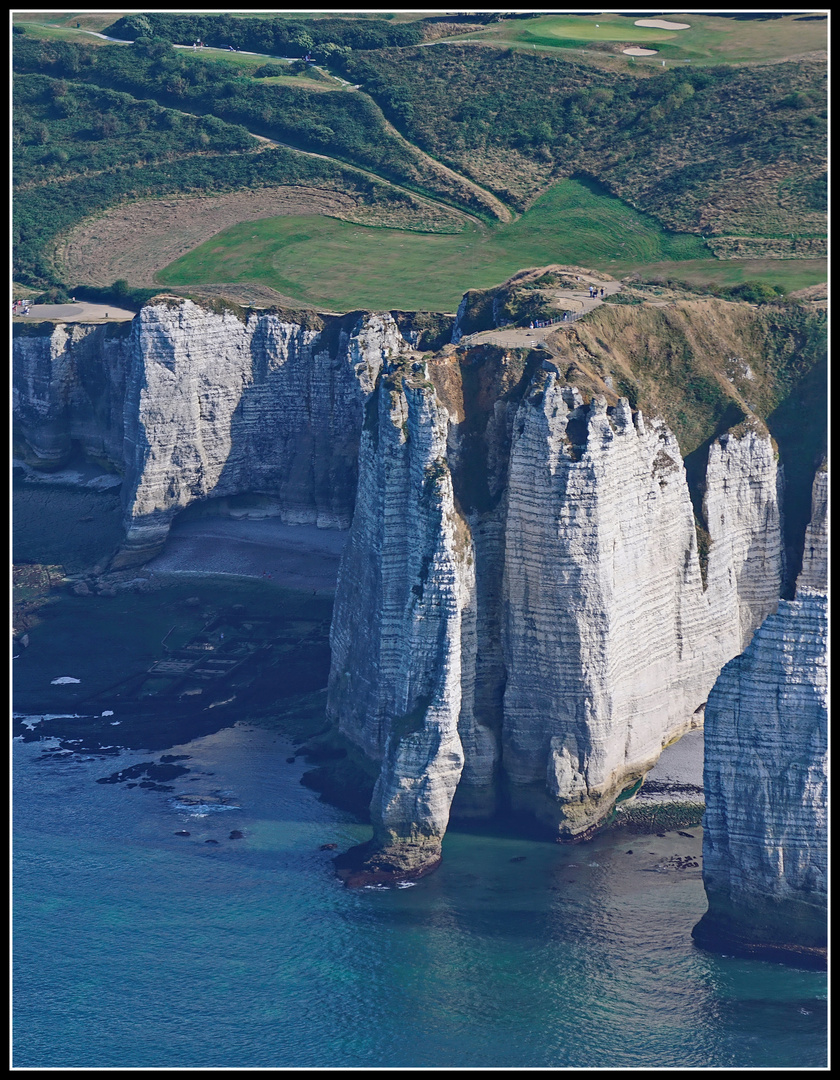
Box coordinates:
[329,368,474,872]
[14,295,823,892]
[327,352,786,872]
[694,466,827,964]
[13,300,411,566]
[13,320,132,471]
[796,463,827,595]
[118,301,408,565]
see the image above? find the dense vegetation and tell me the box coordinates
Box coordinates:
[339,45,827,238]
[12,18,827,300]
[13,36,498,222]
[104,12,430,56]
[14,72,256,189]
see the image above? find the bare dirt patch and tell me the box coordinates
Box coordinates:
[786,282,827,306]
[14,302,137,322]
[54,187,362,288]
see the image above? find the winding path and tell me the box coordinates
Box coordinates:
[457,273,623,352]
[68,27,512,225]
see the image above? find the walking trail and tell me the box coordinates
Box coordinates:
[457,272,623,352]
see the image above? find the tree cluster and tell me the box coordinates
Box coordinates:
[105,13,424,56]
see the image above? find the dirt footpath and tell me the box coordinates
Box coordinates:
[458,272,622,352]
[13,302,137,322]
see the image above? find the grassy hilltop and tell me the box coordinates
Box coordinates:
[12,11,826,310]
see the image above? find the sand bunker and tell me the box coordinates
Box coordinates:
[634,18,690,30]
[622,47,659,56]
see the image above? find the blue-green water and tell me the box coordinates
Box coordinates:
[13,721,827,1069]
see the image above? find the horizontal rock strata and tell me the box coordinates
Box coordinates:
[14,301,415,567]
[796,464,827,594]
[117,302,406,565]
[328,368,472,877]
[327,351,786,873]
[693,592,827,966]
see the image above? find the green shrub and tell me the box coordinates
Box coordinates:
[729,281,785,304]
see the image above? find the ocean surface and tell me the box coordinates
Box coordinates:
[13,719,828,1069]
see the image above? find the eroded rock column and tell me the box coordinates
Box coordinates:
[694,466,827,966]
[328,368,474,879]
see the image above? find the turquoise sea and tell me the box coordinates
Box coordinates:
[13,715,828,1069]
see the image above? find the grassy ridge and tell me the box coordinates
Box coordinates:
[12,34,503,223]
[156,177,825,313]
[13,73,257,188]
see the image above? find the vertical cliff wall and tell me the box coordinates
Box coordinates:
[500,381,717,837]
[14,300,414,567]
[13,321,133,470]
[330,368,474,875]
[118,301,406,565]
[693,466,827,966]
[796,463,827,594]
[327,350,786,872]
[703,425,785,652]
[693,593,827,965]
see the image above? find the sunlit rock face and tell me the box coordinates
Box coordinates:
[327,354,786,873]
[703,426,784,651]
[796,463,827,594]
[328,369,473,875]
[116,302,405,566]
[693,466,828,966]
[500,383,713,837]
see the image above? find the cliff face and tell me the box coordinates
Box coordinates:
[500,381,714,837]
[12,321,132,471]
[703,427,785,652]
[692,466,827,965]
[327,350,786,872]
[14,301,412,566]
[694,593,827,964]
[796,464,827,594]
[329,368,474,873]
[119,301,405,564]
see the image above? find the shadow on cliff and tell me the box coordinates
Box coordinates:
[765,353,827,596]
[208,311,367,529]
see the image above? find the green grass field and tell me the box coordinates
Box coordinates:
[464,11,828,65]
[156,177,718,311]
[158,176,824,311]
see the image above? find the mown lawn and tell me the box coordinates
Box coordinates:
[157,176,718,311]
[475,11,827,65]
